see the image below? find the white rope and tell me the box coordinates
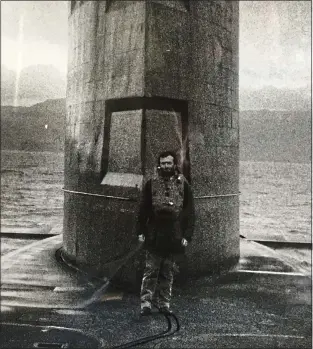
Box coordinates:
[194,193,240,199]
[62,188,240,200]
[62,188,135,201]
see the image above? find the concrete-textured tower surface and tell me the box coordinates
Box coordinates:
[63,0,239,281]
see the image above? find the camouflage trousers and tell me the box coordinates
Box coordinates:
[140,251,176,310]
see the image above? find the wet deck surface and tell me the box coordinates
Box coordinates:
[1,235,312,348]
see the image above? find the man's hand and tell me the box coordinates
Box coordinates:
[138,234,145,242]
[181,238,188,247]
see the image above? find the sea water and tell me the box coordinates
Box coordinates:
[1,150,311,259]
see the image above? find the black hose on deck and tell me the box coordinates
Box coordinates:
[55,247,181,348]
[110,314,172,349]
[110,307,181,349]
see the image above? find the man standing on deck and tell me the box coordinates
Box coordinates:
[137,150,195,316]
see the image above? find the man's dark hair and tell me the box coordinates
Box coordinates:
[157,150,178,165]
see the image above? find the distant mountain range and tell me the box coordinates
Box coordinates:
[1,98,311,163]
[1,64,311,162]
[1,65,66,106]
[239,86,311,111]
[1,64,311,111]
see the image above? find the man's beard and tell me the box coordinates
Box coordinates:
[160,167,175,177]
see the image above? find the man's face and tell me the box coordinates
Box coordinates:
[159,155,175,175]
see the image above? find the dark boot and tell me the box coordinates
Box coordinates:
[159,306,172,315]
[140,306,152,316]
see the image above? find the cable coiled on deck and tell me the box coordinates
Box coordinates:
[111,304,180,349]
[56,247,181,348]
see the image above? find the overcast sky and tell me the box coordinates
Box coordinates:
[1,1,311,89]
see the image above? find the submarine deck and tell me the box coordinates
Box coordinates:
[1,233,311,348]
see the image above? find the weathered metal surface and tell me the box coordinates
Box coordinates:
[63,0,240,278]
[1,237,311,349]
[1,323,102,348]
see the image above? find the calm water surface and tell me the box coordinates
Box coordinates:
[240,160,311,242]
[1,151,311,243]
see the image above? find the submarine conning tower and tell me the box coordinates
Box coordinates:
[63,0,239,280]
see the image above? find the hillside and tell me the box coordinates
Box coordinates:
[1,99,66,152]
[1,99,311,162]
[240,109,311,163]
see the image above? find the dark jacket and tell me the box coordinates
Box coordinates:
[136,173,195,257]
